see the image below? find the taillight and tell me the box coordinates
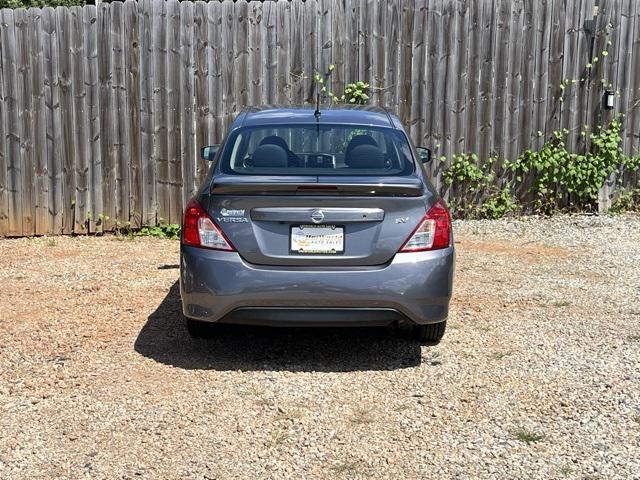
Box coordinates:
[399,199,451,252]
[182,198,235,251]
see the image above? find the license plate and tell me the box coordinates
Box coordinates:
[290,225,344,254]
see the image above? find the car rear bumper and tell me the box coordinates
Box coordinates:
[180,245,455,326]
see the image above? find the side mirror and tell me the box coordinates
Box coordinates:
[200,145,219,161]
[416,146,432,164]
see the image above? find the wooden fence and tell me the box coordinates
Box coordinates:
[0,0,639,236]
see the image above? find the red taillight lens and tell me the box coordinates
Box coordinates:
[399,199,451,252]
[182,198,235,251]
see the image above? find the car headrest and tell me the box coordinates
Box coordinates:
[345,135,378,166]
[251,144,289,168]
[259,135,290,151]
[346,144,386,169]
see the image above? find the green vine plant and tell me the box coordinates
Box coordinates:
[443,154,518,219]
[441,117,640,218]
[294,65,374,106]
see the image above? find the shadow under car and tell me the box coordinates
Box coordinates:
[134,282,424,372]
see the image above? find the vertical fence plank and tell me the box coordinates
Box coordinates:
[464,0,482,155]
[16,8,35,236]
[1,9,22,236]
[570,0,595,155]
[318,0,332,93]
[452,0,470,158]
[70,6,88,233]
[330,0,345,101]
[615,0,634,157]
[345,0,359,90]
[248,1,262,106]
[398,0,414,124]
[29,9,49,235]
[477,0,496,162]
[491,0,511,160]
[409,0,427,143]
[234,0,249,109]
[98,2,116,230]
[84,5,102,233]
[221,0,235,129]
[545,0,567,142]
[418,1,442,148]
[302,0,316,103]
[532,0,552,150]
[439,0,456,164]
[628,1,640,159]
[289,0,303,104]
[598,0,622,211]
[125,0,141,227]
[276,0,292,105]
[0,13,7,237]
[166,0,180,224]
[112,1,131,226]
[56,6,76,234]
[207,0,223,145]
[504,0,524,163]
[358,0,373,92]
[384,0,400,109]
[560,0,585,153]
[627,0,640,191]
[42,7,63,234]
[152,0,169,224]
[194,1,208,180]
[139,0,156,225]
[180,0,195,208]
[262,1,277,105]
[517,0,535,156]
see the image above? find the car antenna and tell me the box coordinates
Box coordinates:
[314,91,321,119]
[314,91,321,135]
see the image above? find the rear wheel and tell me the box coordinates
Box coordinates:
[412,321,446,344]
[186,318,222,338]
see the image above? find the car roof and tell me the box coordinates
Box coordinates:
[233,105,404,130]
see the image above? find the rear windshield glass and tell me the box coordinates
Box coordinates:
[219,124,415,176]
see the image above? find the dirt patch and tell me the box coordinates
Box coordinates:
[457,239,571,263]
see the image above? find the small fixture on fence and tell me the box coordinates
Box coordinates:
[604,90,615,110]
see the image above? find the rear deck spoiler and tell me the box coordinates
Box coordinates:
[210,175,425,196]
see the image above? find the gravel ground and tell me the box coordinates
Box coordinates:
[0,215,639,479]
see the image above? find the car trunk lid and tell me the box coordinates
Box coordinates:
[208,175,432,266]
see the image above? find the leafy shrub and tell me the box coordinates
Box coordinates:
[609,188,640,214]
[477,188,519,219]
[442,118,640,218]
[134,223,181,240]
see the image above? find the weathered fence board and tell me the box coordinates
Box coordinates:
[1,0,640,236]
[0,15,6,237]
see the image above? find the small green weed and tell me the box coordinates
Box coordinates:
[609,188,640,214]
[513,428,544,444]
[134,223,181,240]
[331,460,364,475]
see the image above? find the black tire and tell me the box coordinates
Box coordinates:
[186,318,216,338]
[412,321,446,344]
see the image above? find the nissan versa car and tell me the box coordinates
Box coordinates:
[180,106,454,343]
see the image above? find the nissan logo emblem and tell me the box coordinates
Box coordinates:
[310,210,325,224]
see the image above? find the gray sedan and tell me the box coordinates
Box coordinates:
[180,106,455,343]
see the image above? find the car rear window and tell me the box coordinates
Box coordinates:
[219,124,415,176]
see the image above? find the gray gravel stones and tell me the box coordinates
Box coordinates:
[1,215,639,479]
